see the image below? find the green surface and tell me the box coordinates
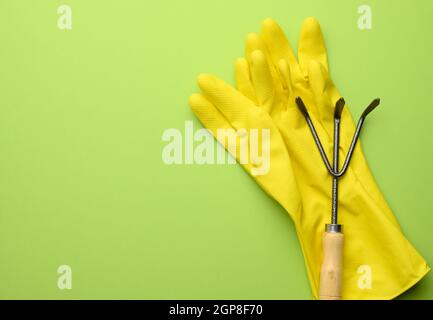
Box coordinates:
[0,0,432,299]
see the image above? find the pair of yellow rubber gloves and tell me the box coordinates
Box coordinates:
[189,18,429,299]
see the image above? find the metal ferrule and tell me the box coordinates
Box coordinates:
[325,224,343,233]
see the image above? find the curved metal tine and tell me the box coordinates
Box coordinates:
[295,97,336,176]
[335,98,380,177]
[362,98,380,118]
[334,98,346,119]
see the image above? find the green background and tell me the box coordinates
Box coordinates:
[0,0,432,299]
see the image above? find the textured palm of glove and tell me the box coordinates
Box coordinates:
[189,79,301,220]
[190,19,429,299]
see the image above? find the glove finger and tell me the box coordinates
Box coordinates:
[189,93,234,133]
[249,50,275,112]
[277,58,292,99]
[246,32,284,96]
[261,18,297,69]
[245,32,268,62]
[298,17,329,76]
[307,60,334,123]
[189,93,241,164]
[235,58,256,102]
[197,74,255,128]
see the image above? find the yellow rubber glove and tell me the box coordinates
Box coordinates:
[238,17,429,298]
[190,20,430,299]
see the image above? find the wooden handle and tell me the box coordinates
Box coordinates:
[319,231,344,300]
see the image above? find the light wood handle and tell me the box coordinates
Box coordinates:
[319,231,344,300]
